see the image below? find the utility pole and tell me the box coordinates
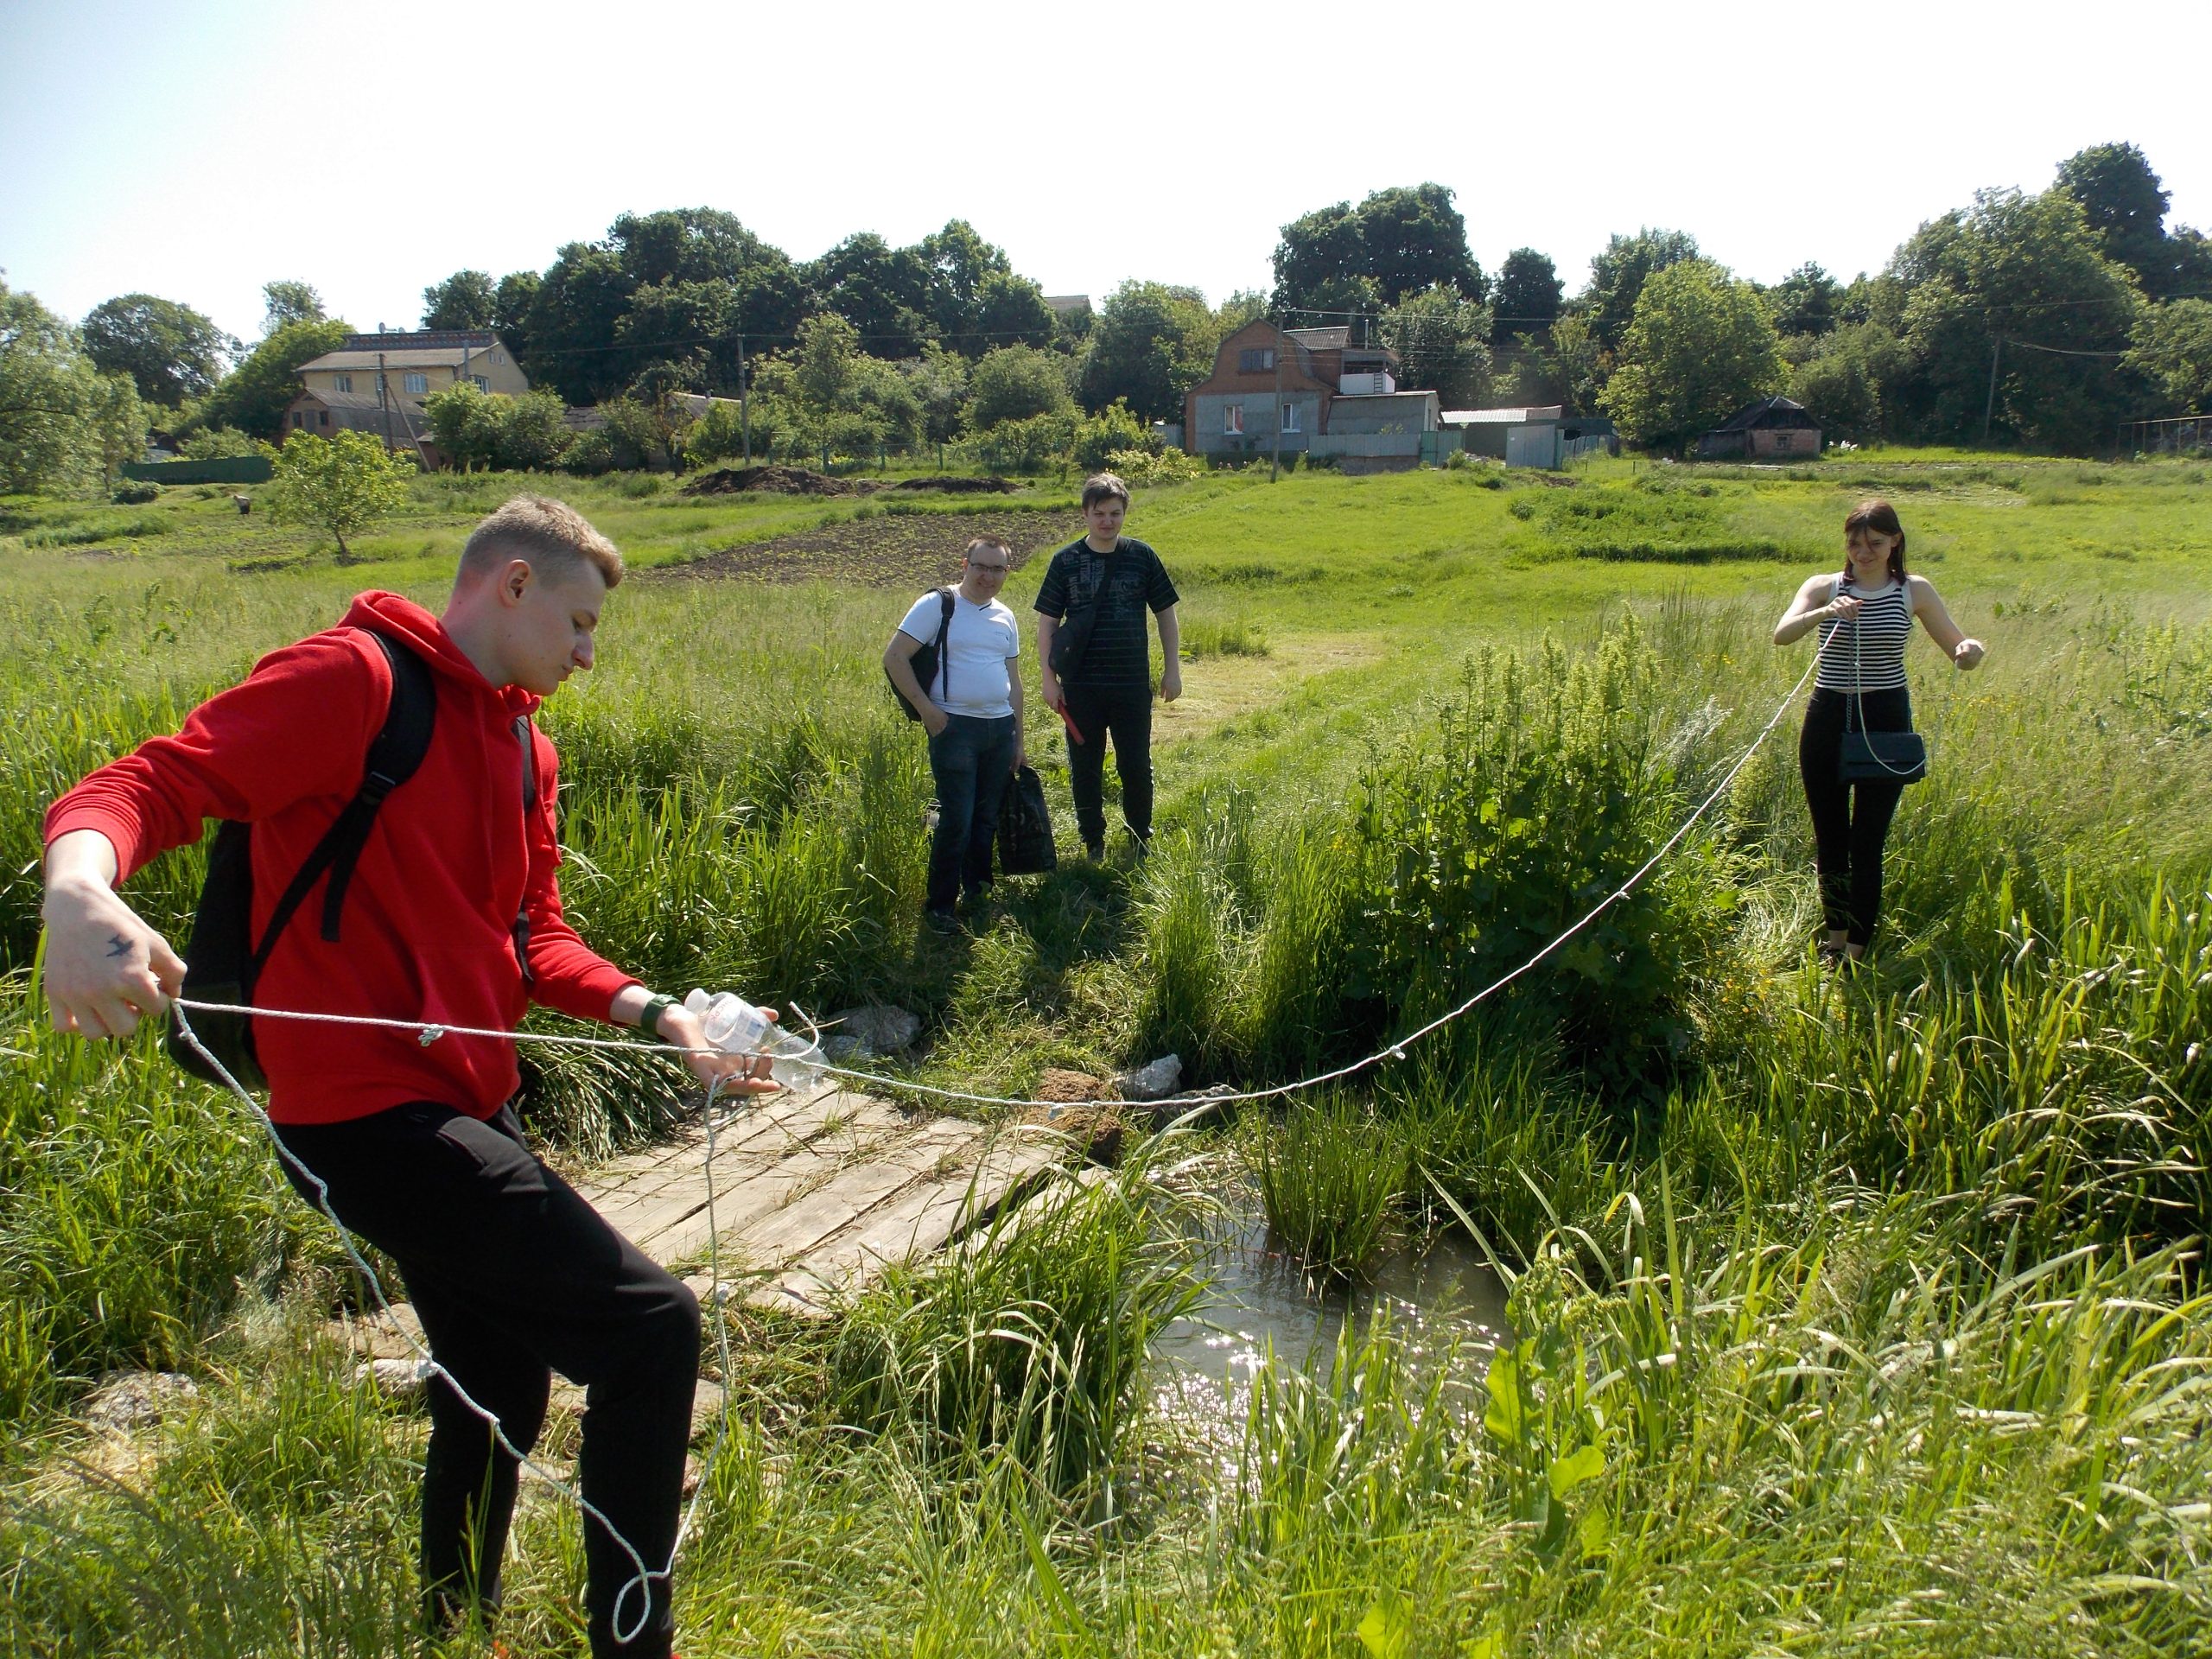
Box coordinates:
[377,350,394,454]
[1980,336,2002,446]
[1270,321,1286,482]
[737,334,751,464]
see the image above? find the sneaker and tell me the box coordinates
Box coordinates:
[924,907,961,935]
[1083,840,1105,862]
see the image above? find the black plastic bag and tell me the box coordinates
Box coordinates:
[995,765,1057,876]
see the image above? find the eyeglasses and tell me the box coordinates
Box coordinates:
[967,563,1009,575]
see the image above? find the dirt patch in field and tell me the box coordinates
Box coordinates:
[682,467,1020,499]
[659,510,1079,588]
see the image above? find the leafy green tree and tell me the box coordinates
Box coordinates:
[176,427,262,461]
[973,270,1057,350]
[493,270,542,359]
[423,383,573,471]
[79,294,233,406]
[1382,285,1495,404]
[421,270,498,330]
[1492,249,1562,339]
[1077,281,1223,423]
[964,345,1073,429]
[1,281,137,493]
[266,429,413,557]
[1583,228,1700,353]
[2127,299,2212,414]
[194,317,350,442]
[261,280,326,336]
[969,410,1077,474]
[1272,184,1484,316]
[794,314,861,413]
[1601,260,1784,452]
[1788,320,1906,442]
[1769,263,1842,338]
[2056,143,2170,293]
[1502,312,1605,411]
[1884,187,2147,451]
[906,345,969,448]
[807,232,936,355]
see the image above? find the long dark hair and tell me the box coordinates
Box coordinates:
[1843,498,1908,584]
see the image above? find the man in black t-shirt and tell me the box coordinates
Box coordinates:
[1034,473,1181,857]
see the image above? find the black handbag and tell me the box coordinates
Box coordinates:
[1047,600,1098,680]
[888,588,955,721]
[1839,728,1927,784]
[995,765,1057,876]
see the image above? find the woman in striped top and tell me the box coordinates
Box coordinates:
[1774,499,1986,961]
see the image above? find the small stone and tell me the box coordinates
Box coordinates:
[85,1370,199,1433]
[1152,1082,1238,1130]
[823,1004,921,1060]
[354,1357,435,1397]
[1035,1068,1114,1103]
[1113,1054,1184,1102]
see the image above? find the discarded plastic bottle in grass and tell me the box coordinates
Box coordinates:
[683,989,827,1090]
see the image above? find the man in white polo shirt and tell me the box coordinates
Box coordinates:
[882,536,1027,931]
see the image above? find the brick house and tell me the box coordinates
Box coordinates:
[1182,321,1440,469]
[1696,394,1820,461]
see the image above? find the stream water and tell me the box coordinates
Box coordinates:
[1150,1211,1512,1424]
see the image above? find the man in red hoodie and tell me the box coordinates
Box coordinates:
[41,494,764,1659]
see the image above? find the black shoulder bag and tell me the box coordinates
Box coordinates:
[166,632,437,1088]
[888,588,956,721]
[1047,550,1105,679]
[1836,577,1928,785]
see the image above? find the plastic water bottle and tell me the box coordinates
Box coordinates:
[683,989,827,1090]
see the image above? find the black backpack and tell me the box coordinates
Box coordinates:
[887,588,955,721]
[165,631,537,1090]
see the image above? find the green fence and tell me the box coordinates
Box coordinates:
[119,456,274,486]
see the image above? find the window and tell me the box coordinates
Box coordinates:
[333,372,353,392]
[319,411,330,427]
[1236,347,1276,372]
[404,372,429,395]
[472,375,489,391]
[1224,404,1243,435]
[1281,402,1301,434]
[291,412,303,428]
[491,351,504,365]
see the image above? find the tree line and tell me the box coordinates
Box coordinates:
[3,143,2207,496]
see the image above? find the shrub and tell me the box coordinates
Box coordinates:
[1071,400,1156,473]
[1105,445,1203,486]
[175,427,263,461]
[111,481,161,505]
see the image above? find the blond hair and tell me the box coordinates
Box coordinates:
[459,494,624,588]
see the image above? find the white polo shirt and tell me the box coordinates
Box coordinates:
[898,589,1019,717]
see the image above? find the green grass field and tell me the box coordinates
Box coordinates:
[3,452,2210,1656]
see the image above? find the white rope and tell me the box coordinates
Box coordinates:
[149,653,1815,1642]
[176,656,1818,1115]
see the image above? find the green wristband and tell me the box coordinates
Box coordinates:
[637,993,679,1039]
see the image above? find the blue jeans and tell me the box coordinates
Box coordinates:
[926,713,1019,912]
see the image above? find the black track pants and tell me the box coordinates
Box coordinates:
[1798,686,1911,949]
[1061,682,1155,846]
[275,1100,698,1659]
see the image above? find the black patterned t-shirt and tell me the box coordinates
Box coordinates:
[1033,537,1179,689]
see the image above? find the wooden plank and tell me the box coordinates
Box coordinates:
[755,1132,1070,1315]
[626,1102,921,1264]
[585,1084,841,1196]
[721,1117,988,1273]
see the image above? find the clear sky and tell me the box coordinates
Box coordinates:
[4,0,2207,345]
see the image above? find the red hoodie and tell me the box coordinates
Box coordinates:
[44,591,639,1125]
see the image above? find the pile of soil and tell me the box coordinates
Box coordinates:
[658,509,1077,588]
[889,475,1017,494]
[682,465,860,497]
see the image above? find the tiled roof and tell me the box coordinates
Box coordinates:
[299,347,485,372]
[337,329,496,353]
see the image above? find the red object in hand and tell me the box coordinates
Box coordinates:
[1057,704,1084,745]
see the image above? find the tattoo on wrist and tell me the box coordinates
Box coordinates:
[105,933,133,959]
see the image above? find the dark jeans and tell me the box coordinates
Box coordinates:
[926,712,1019,912]
[1799,686,1912,948]
[1061,682,1154,848]
[274,1101,698,1659]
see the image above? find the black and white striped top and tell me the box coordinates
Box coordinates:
[1815,575,1914,691]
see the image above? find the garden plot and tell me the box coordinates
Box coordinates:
[658,508,1077,587]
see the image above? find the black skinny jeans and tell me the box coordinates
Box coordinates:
[1061,682,1154,847]
[1798,686,1912,949]
[275,1100,699,1659]
[925,712,1018,912]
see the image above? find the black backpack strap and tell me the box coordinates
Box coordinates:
[933,586,955,701]
[511,715,537,987]
[245,632,435,982]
